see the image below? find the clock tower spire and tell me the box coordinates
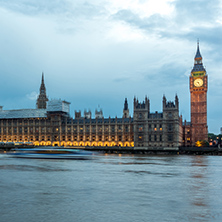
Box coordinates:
[190,41,208,145]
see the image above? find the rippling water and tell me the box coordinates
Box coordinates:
[1,154,222,222]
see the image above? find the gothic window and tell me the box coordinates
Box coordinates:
[154,124,157,131]
[160,135,162,142]
[168,112,172,118]
[92,126,96,132]
[149,135,152,141]
[139,113,142,119]
[154,135,157,141]
[168,135,173,141]
[138,125,143,132]
[111,126,115,133]
[168,124,172,131]
[125,126,128,132]
[149,124,151,131]
[86,126,89,133]
[138,135,143,141]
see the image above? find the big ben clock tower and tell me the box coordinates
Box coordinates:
[190,41,208,145]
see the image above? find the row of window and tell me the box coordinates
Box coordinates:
[0,135,133,142]
[0,125,132,134]
[138,134,174,142]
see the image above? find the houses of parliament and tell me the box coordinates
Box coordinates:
[0,44,208,147]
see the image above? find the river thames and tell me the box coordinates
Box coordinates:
[1,154,222,222]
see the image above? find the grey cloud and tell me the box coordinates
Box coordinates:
[112,9,167,32]
[112,0,222,43]
[174,0,221,24]
[113,77,130,82]
[0,0,106,19]
[143,62,187,87]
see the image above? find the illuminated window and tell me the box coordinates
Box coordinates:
[138,136,143,141]
[139,125,143,131]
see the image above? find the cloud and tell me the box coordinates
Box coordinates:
[113,77,130,82]
[26,91,38,100]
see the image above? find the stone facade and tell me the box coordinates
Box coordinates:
[133,95,183,148]
[0,44,208,147]
[184,42,208,146]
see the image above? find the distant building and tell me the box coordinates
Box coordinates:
[183,41,208,146]
[0,43,208,147]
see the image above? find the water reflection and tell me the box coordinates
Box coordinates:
[1,154,222,222]
[188,156,211,221]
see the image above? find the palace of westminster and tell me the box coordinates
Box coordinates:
[0,44,208,148]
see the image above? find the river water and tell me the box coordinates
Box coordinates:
[1,153,222,222]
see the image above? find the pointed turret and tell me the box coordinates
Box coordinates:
[123,98,129,118]
[36,72,49,109]
[195,40,202,60]
[191,41,206,73]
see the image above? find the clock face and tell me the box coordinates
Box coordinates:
[194,78,203,87]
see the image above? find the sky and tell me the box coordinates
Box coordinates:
[0,0,221,134]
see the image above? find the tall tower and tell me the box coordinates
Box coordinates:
[36,73,48,109]
[123,98,129,118]
[190,42,208,144]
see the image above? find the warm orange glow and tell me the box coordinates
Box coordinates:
[118,142,123,147]
[111,142,116,146]
[124,142,130,147]
[98,142,103,146]
[104,142,110,146]
[46,141,51,146]
[85,142,90,146]
[79,142,84,146]
[53,142,60,146]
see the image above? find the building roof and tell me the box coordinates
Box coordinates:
[195,43,202,60]
[0,109,47,119]
[191,63,206,72]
